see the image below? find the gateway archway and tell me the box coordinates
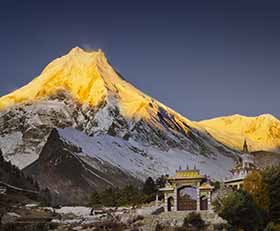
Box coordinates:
[177,186,197,211]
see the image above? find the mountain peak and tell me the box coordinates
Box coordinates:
[258,113,278,121]
[0,47,157,120]
[41,47,107,74]
[0,47,112,110]
[68,47,105,57]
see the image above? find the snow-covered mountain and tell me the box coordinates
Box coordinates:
[0,47,238,193]
[197,114,280,153]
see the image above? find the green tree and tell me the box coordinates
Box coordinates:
[100,188,120,207]
[118,184,143,206]
[213,190,264,231]
[155,175,167,200]
[155,175,167,188]
[90,191,101,207]
[243,170,269,211]
[142,177,157,203]
[40,187,52,206]
[263,166,280,222]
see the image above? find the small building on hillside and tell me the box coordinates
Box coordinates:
[159,167,214,212]
[224,140,257,189]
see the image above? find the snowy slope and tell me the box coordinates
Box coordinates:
[58,127,235,180]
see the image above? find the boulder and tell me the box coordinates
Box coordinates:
[1,212,21,224]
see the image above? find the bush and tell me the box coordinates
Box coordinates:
[212,181,221,190]
[265,222,280,231]
[94,220,125,231]
[183,212,205,230]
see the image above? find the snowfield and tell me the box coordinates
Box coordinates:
[59,127,235,180]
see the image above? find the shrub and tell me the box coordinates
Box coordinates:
[212,181,221,190]
[155,224,164,231]
[265,222,280,231]
[183,212,205,230]
[94,220,125,231]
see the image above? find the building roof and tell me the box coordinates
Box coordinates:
[199,183,214,190]
[159,187,174,192]
[168,169,206,180]
[224,176,245,184]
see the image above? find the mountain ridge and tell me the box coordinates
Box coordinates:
[1,47,279,156]
[0,47,237,180]
[0,46,278,203]
[197,113,280,153]
[0,47,192,124]
[1,47,279,155]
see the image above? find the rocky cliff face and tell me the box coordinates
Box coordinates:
[23,129,138,204]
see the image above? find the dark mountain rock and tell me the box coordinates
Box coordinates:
[23,129,139,205]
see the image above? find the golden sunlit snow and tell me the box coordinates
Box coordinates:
[0,47,152,119]
[0,47,195,130]
[197,114,280,152]
[0,47,279,153]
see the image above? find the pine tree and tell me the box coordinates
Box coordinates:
[143,177,157,195]
[90,191,101,207]
[155,175,167,188]
[143,177,157,203]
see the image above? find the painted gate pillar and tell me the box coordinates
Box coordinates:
[207,191,212,211]
[164,193,168,212]
[196,187,200,211]
[155,193,159,207]
[174,187,178,211]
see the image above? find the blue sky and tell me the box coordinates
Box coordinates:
[0,0,279,120]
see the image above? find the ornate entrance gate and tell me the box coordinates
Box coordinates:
[160,168,214,212]
[177,186,197,211]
